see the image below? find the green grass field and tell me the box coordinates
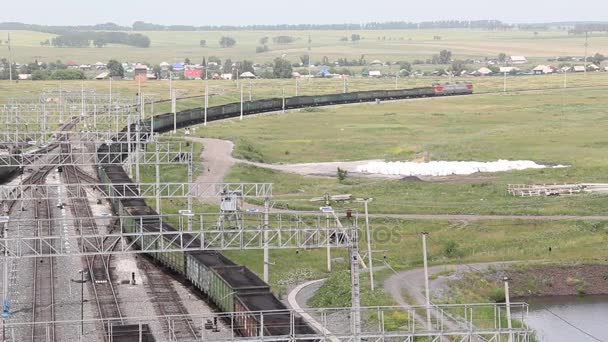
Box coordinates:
[2,28,607,67]
[193,86,608,216]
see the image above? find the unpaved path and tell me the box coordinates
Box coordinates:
[384,262,514,308]
[186,136,396,179]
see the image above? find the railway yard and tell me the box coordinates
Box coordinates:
[0,82,541,342]
[3,8,608,340]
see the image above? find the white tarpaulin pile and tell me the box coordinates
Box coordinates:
[355,160,566,177]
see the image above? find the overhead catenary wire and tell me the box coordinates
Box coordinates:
[543,307,604,342]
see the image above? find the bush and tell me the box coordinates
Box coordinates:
[442,240,463,258]
[255,45,270,53]
[489,287,505,302]
[219,36,236,48]
[337,167,348,181]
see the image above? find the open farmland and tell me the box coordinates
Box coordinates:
[2,28,608,67]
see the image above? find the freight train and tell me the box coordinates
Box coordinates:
[96,84,472,339]
[146,83,473,132]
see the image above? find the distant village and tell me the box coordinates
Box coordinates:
[2,54,607,81]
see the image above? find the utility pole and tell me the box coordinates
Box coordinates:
[155,144,161,212]
[169,71,173,100]
[583,31,589,77]
[249,79,253,101]
[503,72,507,92]
[2,219,10,329]
[422,232,432,330]
[350,223,361,342]
[240,82,244,120]
[504,276,513,342]
[563,68,568,88]
[7,32,13,84]
[295,78,299,96]
[263,198,270,282]
[363,198,374,291]
[204,76,208,126]
[171,89,177,133]
[282,85,286,113]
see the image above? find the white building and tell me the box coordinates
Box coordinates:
[508,56,528,65]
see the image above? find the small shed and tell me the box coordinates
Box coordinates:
[94,62,106,70]
[532,65,554,75]
[508,56,527,65]
[239,71,256,79]
[317,69,332,77]
[499,66,519,74]
[587,64,600,71]
[477,67,493,76]
[221,73,233,80]
[160,62,170,70]
[573,65,586,72]
[95,72,109,80]
[171,63,185,71]
[368,70,382,77]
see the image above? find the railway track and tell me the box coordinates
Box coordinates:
[137,258,198,341]
[30,190,56,342]
[61,164,124,324]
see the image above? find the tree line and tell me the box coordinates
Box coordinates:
[1,20,514,34]
[0,59,85,80]
[48,32,151,48]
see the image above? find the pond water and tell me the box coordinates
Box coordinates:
[526,295,608,341]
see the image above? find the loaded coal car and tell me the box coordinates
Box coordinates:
[0,145,20,184]
[96,85,477,340]
[185,252,269,313]
[234,292,318,339]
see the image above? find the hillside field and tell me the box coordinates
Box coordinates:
[2,28,607,67]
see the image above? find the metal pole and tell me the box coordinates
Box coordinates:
[155,144,160,213]
[563,69,568,88]
[326,194,331,272]
[7,33,12,84]
[343,78,347,93]
[422,232,432,330]
[171,89,177,133]
[282,85,286,113]
[584,31,588,77]
[169,71,173,99]
[204,79,208,126]
[81,270,84,339]
[296,78,299,96]
[503,72,507,92]
[240,82,244,120]
[127,117,133,178]
[135,122,141,184]
[350,225,361,342]
[263,198,270,282]
[364,199,374,291]
[187,144,193,232]
[58,82,64,124]
[504,277,512,342]
[249,79,253,101]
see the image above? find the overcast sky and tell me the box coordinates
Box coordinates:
[1,0,606,26]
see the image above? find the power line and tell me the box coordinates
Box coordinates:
[543,307,604,342]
